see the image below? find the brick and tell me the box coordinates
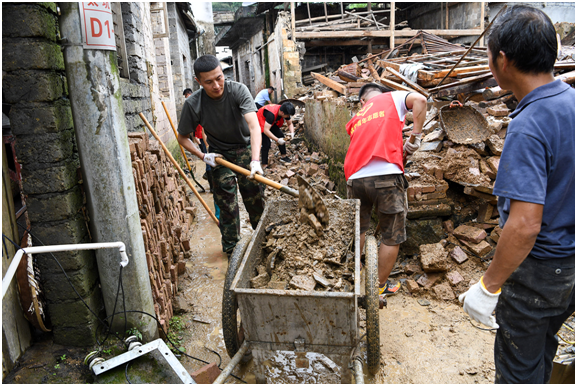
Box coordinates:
[443,220,454,234]
[479,159,495,179]
[3,70,65,103]
[405,279,420,293]
[48,285,103,328]
[432,283,455,300]
[289,275,316,291]
[460,239,493,257]
[15,129,75,165]
[490,226,502,243]
[306,163,319,176]
[418,141,443,152]
[21,159,79,194]
[419,243,449,272]
[285,170,296,178]
[486,156,500,173]
[487,104,510,117]
[463,187,497,205]
[404,263,421,275]
[423,129,445,142]
[3,40,64,71]
[446,270,464,286]
[26,186,84,222]
[470,142,488,156]
[486,135,504,156]
[191,362,221,384]
[477,203,494,223]
[251,272,270,289]
[2,4,58,41]
[450,246,469,264]
[453,225,487,244]
[416,272,442,289]
[10,100,73,135]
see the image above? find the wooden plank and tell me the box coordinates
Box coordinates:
[432,65,490,79]
[429,72,493,93]
[556,70,575,84]
[337,70,360,83]
[483,86,511,100]
[294,29,484,39]
[367,60,380,81]
[379,77,415,93]
[386,67,430,97]
[432,77,498,98]
[311,72,347,94]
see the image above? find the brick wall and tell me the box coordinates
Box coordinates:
[2,2,103,346]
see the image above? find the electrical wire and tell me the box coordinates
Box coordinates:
[12,224,246,383]
[125,362,132,384]
[468,318,498,332]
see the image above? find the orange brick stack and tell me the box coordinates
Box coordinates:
[127,132,196,331]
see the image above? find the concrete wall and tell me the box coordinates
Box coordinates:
[488,2,575,23]
[304,97,353,197]
[2,2,103,347]
[191,2,216,56]
[269,11,302,99]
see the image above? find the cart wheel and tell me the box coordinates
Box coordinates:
[365,235,381,375]
[222,235,251,359]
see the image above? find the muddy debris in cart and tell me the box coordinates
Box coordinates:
[251,200,356,292]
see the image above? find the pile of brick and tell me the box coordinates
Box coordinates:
[127,132,196,330]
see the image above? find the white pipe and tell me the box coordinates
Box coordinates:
[2,242,129,299]
[212,341,250,384]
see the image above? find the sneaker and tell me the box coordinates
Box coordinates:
[379,281,401,296]
[202,172,208,180]
[280,156,291,163]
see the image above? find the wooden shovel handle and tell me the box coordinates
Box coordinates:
[215,158,299,198]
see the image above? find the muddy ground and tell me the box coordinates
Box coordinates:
[4,158,573,384]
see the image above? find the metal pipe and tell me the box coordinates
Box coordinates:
[213,341,250,384]
[3,242,129,299]
[353,358,364,384]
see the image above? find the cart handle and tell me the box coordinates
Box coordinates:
[449,100,463,108]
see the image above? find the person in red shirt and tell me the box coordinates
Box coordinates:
[257,102,295,167]
[345,83,426,297]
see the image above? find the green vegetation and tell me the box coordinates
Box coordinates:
[166,316,187,354]
[126,327,142,341]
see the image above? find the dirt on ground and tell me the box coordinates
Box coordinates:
[251,200,356,292]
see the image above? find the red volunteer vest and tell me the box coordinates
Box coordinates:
[257,104,285,133]
[344,92,405,179]
[194,124,203,139]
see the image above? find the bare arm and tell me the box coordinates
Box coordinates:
[178,133,205,160]
[244,111,262,161]
[287,119,295,135]
[405,93,427,135]
[483,200,543,293]
[263,121,280,142]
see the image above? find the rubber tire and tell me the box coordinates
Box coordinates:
[222,235,251,359]
[365,235,381,375]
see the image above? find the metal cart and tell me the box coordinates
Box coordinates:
[217,199,381,383]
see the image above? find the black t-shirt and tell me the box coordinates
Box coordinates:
[177,81,257,151]
[262,109,283,127]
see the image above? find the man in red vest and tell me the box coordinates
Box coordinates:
[345,83,427,296]
[257,102,296,167]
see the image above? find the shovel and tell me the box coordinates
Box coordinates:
[215,158,330,230]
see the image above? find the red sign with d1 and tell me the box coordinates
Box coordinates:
[79,2,116,50]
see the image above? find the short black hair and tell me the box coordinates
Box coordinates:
[279,102,295,116]
[193,55,221,79]
[358,83,393,100]
[183,88,192,96]
[267,86,275,91]
[487,5,557,74]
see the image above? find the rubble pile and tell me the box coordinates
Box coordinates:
[250,200,356,292]
[128,132,196,331]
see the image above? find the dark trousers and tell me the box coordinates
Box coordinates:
[494,254,575,383]
[209,145,265,253]
[260,125,286,165]
[255,102,263,110]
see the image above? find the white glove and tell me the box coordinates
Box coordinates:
[459,277,500,329]
[249,160,264,179]
[403,134,422,155]
[290,132,295,140]
[202,153,222,167]
[277,138,285,146]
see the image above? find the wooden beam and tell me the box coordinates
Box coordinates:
[291,2,296,42]
[432,78,498,98]
[379,77,415,93]
[429,72,493,93]
[311,72,347,94]
[307,2,312,25]
[555,70,575,84]
[295,29,484,39]
[390,1,395,49]
[295,9,390,25]
[386,67,430,97]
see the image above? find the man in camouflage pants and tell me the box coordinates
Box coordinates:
[177,55,265,254]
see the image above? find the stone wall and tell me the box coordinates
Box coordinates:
[236,32,266,96]
[270,11,302,99]
[2,2,103,346]
[167,3,193,121]
[120,2,154,132]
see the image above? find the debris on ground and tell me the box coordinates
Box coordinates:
[250,200,356,292]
